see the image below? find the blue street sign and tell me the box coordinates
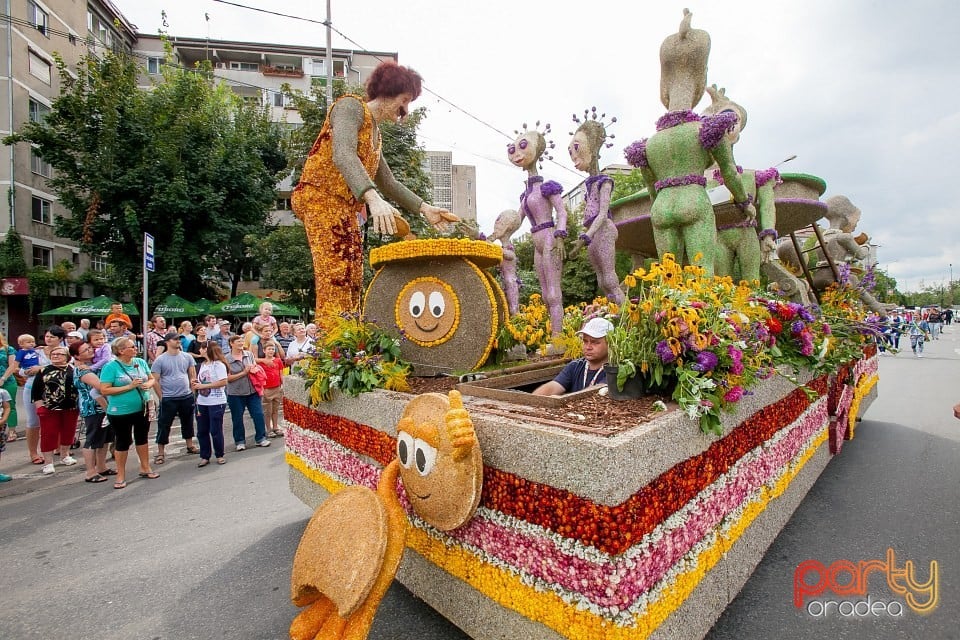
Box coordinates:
[144,233,155,272]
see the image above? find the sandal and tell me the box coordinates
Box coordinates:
[138,471,160,479]
[154,454,165,465]
[6,431,18,442]
[185,446,200,454]
[99,468,118,476]
[216,458,226,465]
[113,481,127,490]
[85,475,107,483]
[31,457,45,465]
[197,459,209,468]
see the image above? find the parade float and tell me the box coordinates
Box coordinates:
[283,10,880,640]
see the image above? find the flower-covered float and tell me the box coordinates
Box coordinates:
[284,10,880,640]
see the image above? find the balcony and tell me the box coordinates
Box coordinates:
[262,65,305,78]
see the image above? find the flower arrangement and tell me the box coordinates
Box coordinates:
[302,312,411,404]
[498,293,552,353]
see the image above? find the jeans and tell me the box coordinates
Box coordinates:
[227,393,267,445]
[156,394,196,445]
[197,403,226,460]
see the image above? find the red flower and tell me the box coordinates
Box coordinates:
[766,317,783,334]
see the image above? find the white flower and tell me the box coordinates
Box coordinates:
[652,400,667,412]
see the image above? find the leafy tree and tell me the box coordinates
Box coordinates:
[4,49,284,304]
[0,229,27,276]
[247,223,315,317]
[611,168,647,202]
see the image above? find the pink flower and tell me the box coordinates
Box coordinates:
[724,386,745,403]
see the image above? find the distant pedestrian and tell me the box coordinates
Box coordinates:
[192,342,228,467]
[151,332,198,465]
[261,342,285,438]
[907,318,929,358]
[927,308,942,340]
[178,321,196,351]
[31,345,79,476]
[69,340,114,483]
[22,327,64,465]
[284,323,315,373]
[214,319,233,352]
[224,335,269,451]
[944,308,953,326]
[144,315,168,364]
[99,338,159,489]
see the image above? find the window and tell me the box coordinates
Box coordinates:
[32,197,52,224]
[147,57,162,74]
[87,10,93,32]
[229,61,259,72]
[275,198,291,210]
[91,252,109,274]
[32,246,52,269]
[28,51,51,84]
[28,1,48,35]
[273,92,290,108]
[29,98,50,123]
[31,150,52,177]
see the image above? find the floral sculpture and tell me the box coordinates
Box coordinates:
[289,390,482,640]
[507,122,568,346]
[624,10,756,276]
[486,209,523,315]
[568,108,624,303]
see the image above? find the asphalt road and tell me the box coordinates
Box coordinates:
[1,325,957,640]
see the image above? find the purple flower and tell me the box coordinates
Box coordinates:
[654,174,707,191]
[656,110,701,131]
[798,306,816,323]
[822,323,832,335]
[724,386,745,403]
[699,111,738,149]
[656,340,676,363]
[791,320,805,335]
[624,139,648,168]
[691,350,719,372]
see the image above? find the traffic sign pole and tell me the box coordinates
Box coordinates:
[143,233,155,341]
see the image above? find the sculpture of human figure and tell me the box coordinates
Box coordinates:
[568,109,624,304]
[776,195,885,314]
[623,10,756,276]
[486,209,523,315]
[507,124,567,341]
[701,85,779,282]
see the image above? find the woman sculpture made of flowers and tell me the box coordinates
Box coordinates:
[507,122,568,345]
[568,108,624,304]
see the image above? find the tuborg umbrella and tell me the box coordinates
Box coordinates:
[207,292,299,317]
[192,298,215,313]
[39,295,139,317]
[152,294,204,319]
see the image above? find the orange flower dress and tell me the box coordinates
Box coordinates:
[292,95,381,328]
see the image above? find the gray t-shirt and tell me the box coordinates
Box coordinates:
[225,351,256,396]
[151,351,195,398]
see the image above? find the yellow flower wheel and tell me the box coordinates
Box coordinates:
[364,242,503,375]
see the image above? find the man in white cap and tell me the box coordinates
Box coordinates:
[534,317,614,396]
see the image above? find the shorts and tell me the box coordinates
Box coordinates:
[82,413,114,450]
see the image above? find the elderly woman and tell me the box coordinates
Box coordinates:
[99,337,158,489]
[292,61,456,328]
[69,340,113,482]
[284,323,314,372]
[30,344,79,476]
[23,326,66,465]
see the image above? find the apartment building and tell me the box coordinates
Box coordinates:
[0,0,137,335]
[424,150,477,222]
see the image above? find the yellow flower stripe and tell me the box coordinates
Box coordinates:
[465,259,500,370]
[846,373,878,440]
[370,238,503,269]
[286,426,828,640]
[393,277,461,347]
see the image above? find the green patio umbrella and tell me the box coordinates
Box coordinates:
[152,294,204,319]
[192,298,215,313]
[208,293,299,317]
[39,295,139,317]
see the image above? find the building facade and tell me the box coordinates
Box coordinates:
[424,150,477,222]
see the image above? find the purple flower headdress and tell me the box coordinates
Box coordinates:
[510,120,555,169]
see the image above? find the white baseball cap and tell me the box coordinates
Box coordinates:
[577,317,614,339]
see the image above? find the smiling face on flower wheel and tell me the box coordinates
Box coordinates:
[396,277,460,346]
[395,392,483,531]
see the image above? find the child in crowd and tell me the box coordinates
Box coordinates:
[0,386,11,481]
[104,302,133,331]
[15,334,40,375]
[88,329,112,372]
[260,342,284,438]
[251,302,278,334]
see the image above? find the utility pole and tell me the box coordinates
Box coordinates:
[325,0,333,107]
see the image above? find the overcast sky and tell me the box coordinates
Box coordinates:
[117,0,959,293]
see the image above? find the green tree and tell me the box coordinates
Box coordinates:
[0,229,27,276]
[5,50,284,303]
[247,223,315,317]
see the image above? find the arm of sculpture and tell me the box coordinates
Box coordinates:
[573,179,614,254]
[710,141,756,221]
[544,184,568,261]
[755,179,778,262]
[836,234,869,261]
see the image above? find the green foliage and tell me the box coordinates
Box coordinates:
[302,313,411,403]
[5,49,283,304]
[246,223,315,317]
[27,260,75,316]
[611,168,647,202]
[0,229,27,277]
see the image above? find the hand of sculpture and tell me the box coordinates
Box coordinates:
[365,191,398,236]
[570,238,586,256]
[742,202,757,223]
[552,241,566,261]
[444,390,477,461]
[421,203,460,230]
[760,235,777,263]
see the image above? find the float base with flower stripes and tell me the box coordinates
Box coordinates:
[284,357,876,639]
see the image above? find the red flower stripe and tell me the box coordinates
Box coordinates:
[284,377,827,556]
